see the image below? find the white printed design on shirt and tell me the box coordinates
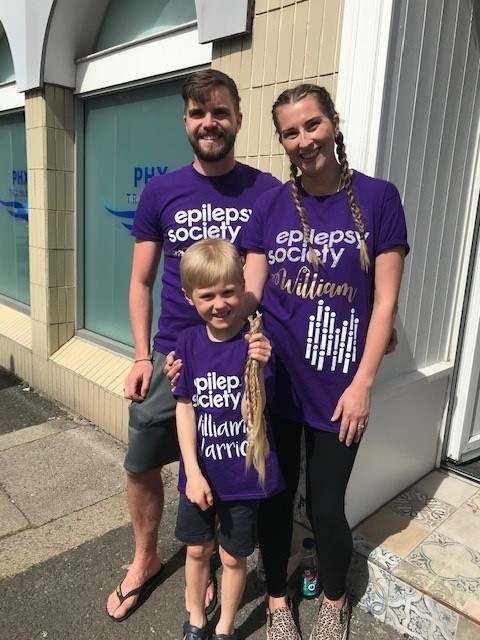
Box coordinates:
[268,228,369,269]
[192,372,248,461]
[305,301,359,373]
[167,204,251,244]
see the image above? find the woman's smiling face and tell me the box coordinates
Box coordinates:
[275,94,339,179]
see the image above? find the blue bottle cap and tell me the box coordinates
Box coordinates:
[303,537,315,549]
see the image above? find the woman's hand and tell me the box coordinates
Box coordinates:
[245,332,272,367]
[331,382,371,446]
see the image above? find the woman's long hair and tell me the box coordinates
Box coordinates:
[272,84,370,271]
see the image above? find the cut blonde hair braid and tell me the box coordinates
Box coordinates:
[290,163,320,269]
[244,311,270,487]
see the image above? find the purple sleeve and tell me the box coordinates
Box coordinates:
[242,200,266,252]
[376,183,410,256]
[173,331,191,400]
[131,180,162,241]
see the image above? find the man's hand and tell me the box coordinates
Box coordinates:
[124,360,153,401]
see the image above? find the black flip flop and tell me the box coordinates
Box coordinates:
[106,565,165,622]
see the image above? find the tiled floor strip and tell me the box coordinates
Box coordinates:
[349,470,480,639]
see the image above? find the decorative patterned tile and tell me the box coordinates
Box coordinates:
[413,471,478,508]
[386,578,458,640]
[393,560,469,612]
[347,555,390,622]
[406,532,480,599]
[352,531,376,557]
[351,474,480,639]
[354,506,430,558]
[436,509,480,553]
[455,617,480,640]
[460,594,480,625]
[462,490,480,517]
[387,489,454,530]
[352,532,402,571]
[393,559,435,590]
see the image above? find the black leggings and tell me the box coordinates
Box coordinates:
[257,415,359,601]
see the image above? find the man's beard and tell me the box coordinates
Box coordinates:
[188,130,236,162]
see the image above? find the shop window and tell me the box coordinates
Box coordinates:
[83,80,192,347]
[95,0,196,51]
[0,111,29,306]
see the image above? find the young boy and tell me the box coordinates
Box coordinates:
[174,239,284,640]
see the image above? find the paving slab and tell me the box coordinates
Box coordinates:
[0,368,69,435]
[0,488,29,538]
[0,419,76,452]
[0,424,126,525]
[0,499,407,640]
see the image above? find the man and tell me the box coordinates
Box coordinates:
[106,69,280,622]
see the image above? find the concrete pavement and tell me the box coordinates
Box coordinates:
[0,366,407,640]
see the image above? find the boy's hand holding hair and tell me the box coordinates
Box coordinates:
[245,332,271,367]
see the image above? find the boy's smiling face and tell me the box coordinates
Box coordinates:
[185,281,245,341]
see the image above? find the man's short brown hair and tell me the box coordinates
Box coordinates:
[181,69,241,114]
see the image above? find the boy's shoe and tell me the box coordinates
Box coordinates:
[211,633,238,640]
[309,597,351,640]
[266,599,301,640]
[183,620,210,640]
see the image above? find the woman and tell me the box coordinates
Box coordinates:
[242,84,408,640]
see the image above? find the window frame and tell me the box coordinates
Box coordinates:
[75,23,211,97]
[75,21,211,355]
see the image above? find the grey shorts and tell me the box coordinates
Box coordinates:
[124,351,180,473]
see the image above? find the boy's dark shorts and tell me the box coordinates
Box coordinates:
[175,494,259,558]
[124,351,180,473]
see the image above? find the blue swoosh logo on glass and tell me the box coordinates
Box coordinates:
[0,199,29,222]
[102,199,135,231]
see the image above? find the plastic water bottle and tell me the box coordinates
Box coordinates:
[300,537,319,598]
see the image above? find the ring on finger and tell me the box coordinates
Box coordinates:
[358,424,366,431]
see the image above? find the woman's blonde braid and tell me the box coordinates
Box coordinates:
[244,311,270,487]
[336,132,370,271]
[290,163,320,269]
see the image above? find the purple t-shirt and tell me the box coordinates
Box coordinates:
[242,171,409,432]
[174,324,284,501]
[131,163,280,354]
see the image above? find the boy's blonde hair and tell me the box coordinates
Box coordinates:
[180,238,245,295]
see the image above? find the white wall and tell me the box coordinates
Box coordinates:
[327,0,480,523]
[347,375,450,526]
